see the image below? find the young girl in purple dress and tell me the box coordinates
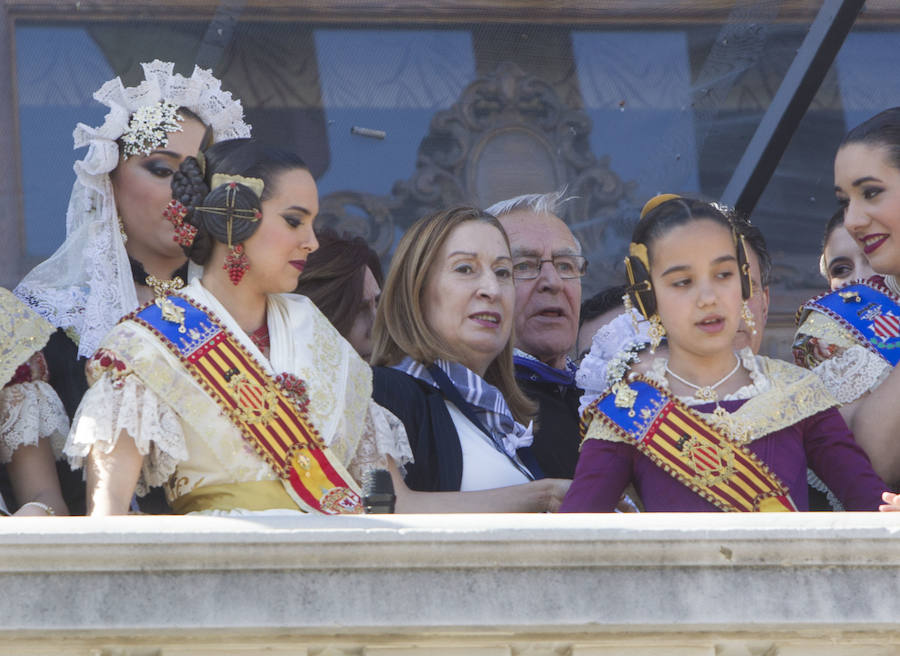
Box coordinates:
[562,195,884,513]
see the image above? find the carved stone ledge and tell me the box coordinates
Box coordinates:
[2,513,900,656]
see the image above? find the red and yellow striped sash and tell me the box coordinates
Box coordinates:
[582,379,796,512]
[132,294,363,514]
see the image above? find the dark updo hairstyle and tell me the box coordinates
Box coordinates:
[293,227,384,338]
[840,107,900,170]
[625,196,753,320]
[171,138,309,265]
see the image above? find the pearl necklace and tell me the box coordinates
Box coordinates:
[665,354,742,402]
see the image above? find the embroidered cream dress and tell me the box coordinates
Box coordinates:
[65,279,411,513]
[0,289,69,509]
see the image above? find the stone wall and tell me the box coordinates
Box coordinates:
[2,513,899,655]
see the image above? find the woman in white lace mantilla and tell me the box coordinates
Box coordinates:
[66,139,410,515]
[0,290,69,516]
[794,107,900,491]
[13,61,251,514]
[15,60,251,360]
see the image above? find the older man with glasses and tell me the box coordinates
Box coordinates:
[487,191,586,479]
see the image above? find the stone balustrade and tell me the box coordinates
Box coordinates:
[2,513,900,655]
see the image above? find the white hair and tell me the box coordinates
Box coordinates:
[486,189,581,255]
[485,188,573,219]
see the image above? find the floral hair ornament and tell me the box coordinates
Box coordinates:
[120,100,184,158]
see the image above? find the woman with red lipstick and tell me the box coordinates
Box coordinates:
[66,139,411,515]
[370,207,570,512]
[795,108,900,491]
[560,195,884,513]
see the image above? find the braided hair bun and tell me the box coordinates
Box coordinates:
[172,156,212,264]
[172,156,263,265]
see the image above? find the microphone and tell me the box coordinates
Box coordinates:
[363,468,395,514]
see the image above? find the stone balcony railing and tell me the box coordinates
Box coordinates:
[2,513,900,655]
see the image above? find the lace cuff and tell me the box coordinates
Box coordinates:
[346,401,414,483]
[0,381,69,464]
[65,372,188,496]
[807,468,844,511]
[811,344,891,404]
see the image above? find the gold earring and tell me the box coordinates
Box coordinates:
[622,293,640,332]
[117,215,128,243]
[647,313,666,353]
[741,301,757,336]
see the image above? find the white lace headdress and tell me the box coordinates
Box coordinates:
[15,60,251,358]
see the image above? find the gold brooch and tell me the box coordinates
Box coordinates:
[612,381,638,417]
[146,275,186,333]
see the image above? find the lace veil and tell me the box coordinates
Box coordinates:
[15,60,251,358]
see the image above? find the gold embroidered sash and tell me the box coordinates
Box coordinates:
[126,294,363,514]
[582,378,797,512]
[0,288,54,387]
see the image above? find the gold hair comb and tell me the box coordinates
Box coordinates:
[211,173,265,199]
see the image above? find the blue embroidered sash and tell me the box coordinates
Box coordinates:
[797,280,900,366]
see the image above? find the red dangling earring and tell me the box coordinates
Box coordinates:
[164,200,197,247]
[173,222,198,248]
[224,243,249,285]
[163,199,187,226]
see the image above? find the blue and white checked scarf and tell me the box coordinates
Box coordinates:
[393,357,534,463]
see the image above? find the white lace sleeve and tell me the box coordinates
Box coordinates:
[346,400,414,483]
[65,371,189,496]
[811,344,891,404]
[0,381,69,464]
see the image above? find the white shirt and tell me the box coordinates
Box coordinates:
[446,401,530,491]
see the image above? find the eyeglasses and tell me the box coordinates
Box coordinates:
[512,255,588,280]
